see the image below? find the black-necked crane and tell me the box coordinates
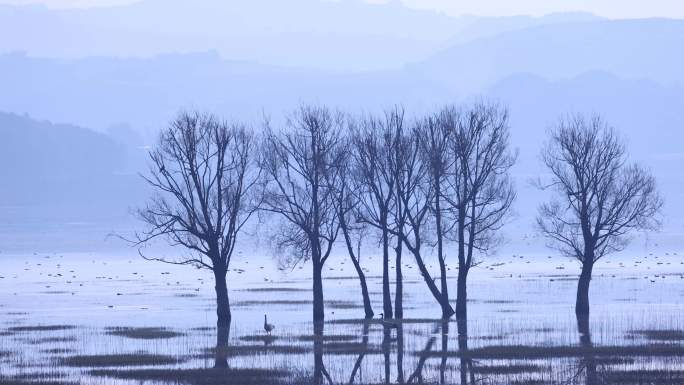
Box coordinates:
[378,313,397,329]
[264,314,275,335]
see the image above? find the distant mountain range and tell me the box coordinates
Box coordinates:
[0,0,603,70]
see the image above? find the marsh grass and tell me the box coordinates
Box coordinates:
[472,364,544,374]
[8,325,76,332]
[422,344,684,359]
[323,342,383,355]
[233,300,311,307]
[27,337,77,345]
[60,353,182,367]
[630,329,684,341]
[292,334,357,342]
[105,327,185,340]
[200,344,311,357]
[239,335,280,344]
[238,287,309,293]
[90,368,290,385]
[0,379,75,385]
[602,369,684,384]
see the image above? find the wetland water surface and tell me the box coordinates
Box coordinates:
[0,251,683,384]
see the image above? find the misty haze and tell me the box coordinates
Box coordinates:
[0,1,683,384]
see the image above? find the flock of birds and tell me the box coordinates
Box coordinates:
[2,249,682,338]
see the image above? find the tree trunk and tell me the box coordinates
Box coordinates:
[355,263,374,319]
[440,319,449,385]
[575,261,593,316]
[214,268,232,328]
[408,245,455,317]
[395,235,403,319]
[396,323,405,383]
[455,207,467,321]
[381,223,393,319]
[313,321,325,385]
[435,186,450,319]
[455,266,467,321]
[382,325,391,384]
[339,217,374,319]
[313,259,325,322]
[214,323,230,368]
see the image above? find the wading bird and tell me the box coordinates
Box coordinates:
[264,314,275,335]
[378,313,397,329]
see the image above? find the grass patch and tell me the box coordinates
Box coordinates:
[239,335,279,344]
[630,329,684,341]
[421,344,684,359]
[234,300,311,307]
[41,348,76,355]
[28,336,77,345]
[0,379,75,385]
[293,334,357,342]
[8,325,76,332]
[200,344,311,357]
[603,369,684,384]
[61,353,182,367]
[238,287,309,293]
[329,317,447,325]
[472,364,543,375]
[326,301,361,310]
[106,327,185,340]
[323,342,382,355]
[90,368,289,385]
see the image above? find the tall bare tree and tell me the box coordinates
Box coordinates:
[442,102,516,321]
[261,105,344,323]
[418,113,452,318]
[350,109,404,319]
[394,121,455,318]
[135,111,261,329]
[332,135,374,318]
[537,114,662,317]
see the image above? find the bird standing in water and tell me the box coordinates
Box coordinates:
[378,313,397,328]
[264,314,275,335]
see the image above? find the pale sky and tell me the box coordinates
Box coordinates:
[2,0,683,19]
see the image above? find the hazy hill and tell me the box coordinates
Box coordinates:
[0,112,146,219]
[0,1,604,70]
[412,18,684,95]
[1,16,683,130]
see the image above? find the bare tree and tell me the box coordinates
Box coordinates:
[332,135,374,318]
[394,121,455,318]
[261,105,344,323]
[537,114,662,316]
[350,109,403,319]
[442,102,516,321]
[135,111,261,329]
[417,113,452,318]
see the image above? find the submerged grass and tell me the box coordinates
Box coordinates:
[7,325,76,332]
[105,327,185,340]
[200,344,311,357]
[61,353,182,367]
[90,368,290,385]
[421,344,684,359]
[472,364,544,375]
[630,329,684,341]
[238,287,309,293]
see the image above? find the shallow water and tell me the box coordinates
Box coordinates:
[1,249,683,384]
